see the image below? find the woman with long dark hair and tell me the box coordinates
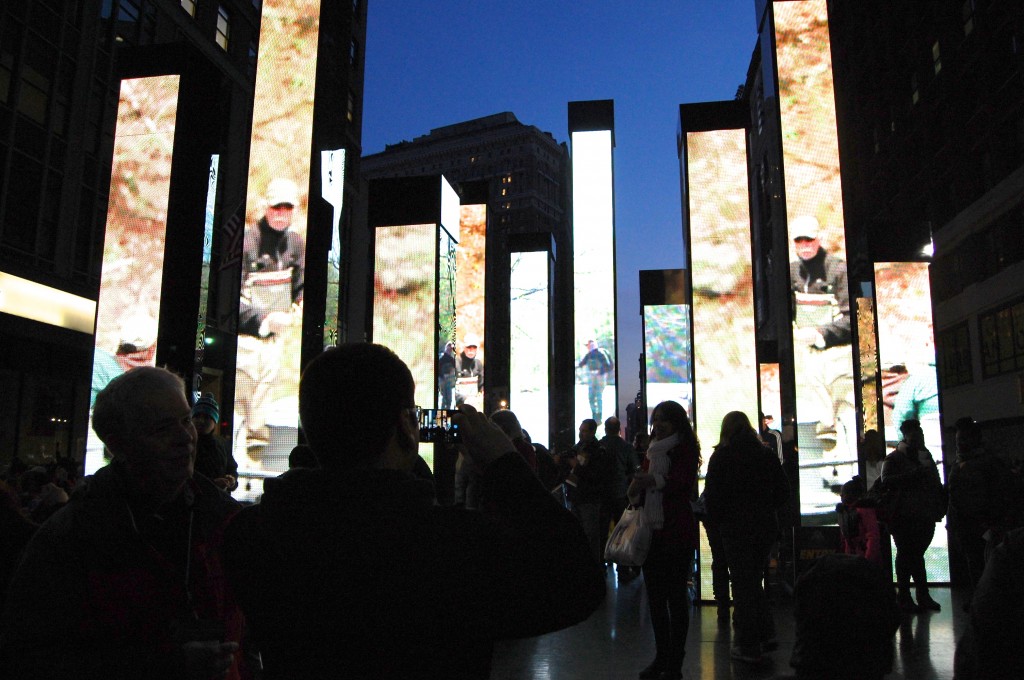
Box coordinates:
[628,400,700,680]
[704,411,789,664]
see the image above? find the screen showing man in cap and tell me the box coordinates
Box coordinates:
[235,177,305,471]
[789,215,856,494]
[456,334,484,410]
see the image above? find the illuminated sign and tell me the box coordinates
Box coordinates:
[0,271,95,334]
[775,0,858,516]
[571,128,616,426]
[510,251,550,447]
[233,1,322,477]
[86,75,180,475]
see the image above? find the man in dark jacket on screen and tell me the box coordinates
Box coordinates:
[223,343,605,679]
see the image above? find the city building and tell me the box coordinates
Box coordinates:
[829,0,1024,453]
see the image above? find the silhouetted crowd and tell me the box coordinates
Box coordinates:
[1,344,1022,679]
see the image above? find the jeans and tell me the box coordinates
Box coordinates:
[721,526,774,651]
[642,534,694,673]
[892,520,936,599]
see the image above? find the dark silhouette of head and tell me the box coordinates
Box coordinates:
[651,400,699,453]
[299,343,415,470]
[715,410,756,451]
[288,444,319,469]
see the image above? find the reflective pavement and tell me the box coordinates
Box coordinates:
[492,567,964,679]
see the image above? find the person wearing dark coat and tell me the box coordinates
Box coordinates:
[704,411,789,664]
[0,367,244,680]
[191,393,238,491]
[881,419,945,612]
[222,343,605,679]
[954,527,1024,680]
[628,400,700,680]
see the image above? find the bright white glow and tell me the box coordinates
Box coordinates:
[440,175,460,240]
[0,271,96,334]
[921,239,934,258]
[571,129,616,425]
[510,251,550,448]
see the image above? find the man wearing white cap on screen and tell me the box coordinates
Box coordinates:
[236,178,305,469]
[789,215,855,489]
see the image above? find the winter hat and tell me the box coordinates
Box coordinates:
[489,409,524,441]
[192,392,220,421]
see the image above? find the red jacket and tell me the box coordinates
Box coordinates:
[643,439,700,550]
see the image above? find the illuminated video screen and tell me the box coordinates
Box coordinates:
[684,128,759,454]
[85,75,180,475]
[857,295,880,444]
[321,148,346,349]
[775,0,858,518]
[232,0,321,479]
[642,304,693,424]
[510,251,550,448]
[875,262,947,581]
[760,363,782,437]
[455,204,485,411]
[571,129,617,425]
[373,225,437,409]
[192,154,220,398]
[438,226,457,391]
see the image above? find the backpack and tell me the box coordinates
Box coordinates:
[863,476,898,524]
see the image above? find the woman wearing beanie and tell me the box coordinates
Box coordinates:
[192,393,238,492]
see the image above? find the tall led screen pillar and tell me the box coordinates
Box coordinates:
[369,176,460,469]
[85,75,180,475]
[774,0,858,518]
[569,100,617,426]
[232,1,322,479]
[455,202,486,411]
[510,248,552,449]
[639,269,693,415]
[679,103,759,453]
[875,262,948,581]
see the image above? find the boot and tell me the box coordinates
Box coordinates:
[916,589,941,611]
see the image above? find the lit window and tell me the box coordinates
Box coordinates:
[932,41,942,75]
[347,90,355,123]
[181,0,196,16]
[216,6,230,51]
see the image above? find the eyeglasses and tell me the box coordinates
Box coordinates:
[405,406,421,423]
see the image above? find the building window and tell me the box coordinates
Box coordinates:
[938,322,973,388]
[248,40,258,79]
[346,90,355,123]
[979,299,1024,378]
[216,6,230,51]
[911,72,919,105]
[349,38,358,67]
[962,0,975,37]
[0,50,14,105]
[932,41,942,75]
[180,0,196,17]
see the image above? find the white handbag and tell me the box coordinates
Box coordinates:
[603,505,652,567]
